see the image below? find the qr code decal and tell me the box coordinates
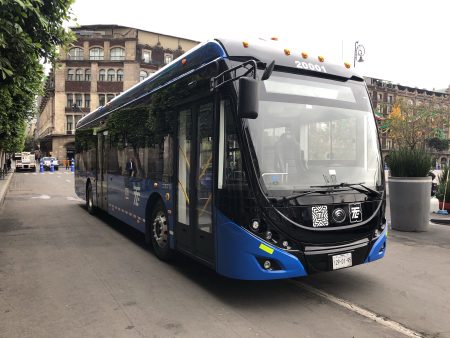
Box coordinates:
[312,205,329,227]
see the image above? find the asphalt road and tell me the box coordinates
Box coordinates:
[1,171,449,337]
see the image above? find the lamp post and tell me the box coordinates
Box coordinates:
[354,41,365,67]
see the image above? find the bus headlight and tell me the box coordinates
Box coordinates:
[282,240,291,250]
[374,229,381,238]
[251,220,261,232]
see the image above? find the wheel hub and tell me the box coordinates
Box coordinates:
[153,211,168,248]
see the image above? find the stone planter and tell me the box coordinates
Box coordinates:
[389,177,431,232]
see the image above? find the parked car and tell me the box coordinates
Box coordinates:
[41,157,59,170]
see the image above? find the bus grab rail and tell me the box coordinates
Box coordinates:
[210,60,257,91]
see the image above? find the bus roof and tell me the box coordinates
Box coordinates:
[77,38,362,129]
[216,37,361,79]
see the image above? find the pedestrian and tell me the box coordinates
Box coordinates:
[6,158,11,171]
[66,158,70,170]
[126,158,136,177]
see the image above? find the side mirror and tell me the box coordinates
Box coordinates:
[238,77,259,119]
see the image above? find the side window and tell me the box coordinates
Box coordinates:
[220,99,246,187]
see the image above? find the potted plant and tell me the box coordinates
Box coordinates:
[386,148,432,231]
[380,98,449,232]
[435,166,450,212]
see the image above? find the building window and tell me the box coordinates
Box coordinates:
[84,94,90,108]
[388,95,393,104]
[67,69,74,81]
[75,115,82,126]
[142,50,151,63]
[99,69,106,81]
[75,69,83,81]
[386,139,392,150]
[110,47,125,61]
[89,47,104,60]
[99,94,106,106]
[75,93,82,107]
[85,69,91,81]
[107,69,115,81]
[117,69,124,82]
[68,47,83,60]
[107,94,115,102]
[164,53,173,64]
[377,93,382,101]
[67,115,74,133]
[139,70,147,82]
[67,94,73,108]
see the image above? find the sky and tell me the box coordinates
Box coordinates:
[69,0,450,91]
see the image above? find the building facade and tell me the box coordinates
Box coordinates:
[365,77,450,166]
[36,24,199,160]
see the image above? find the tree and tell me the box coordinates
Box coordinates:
[0,0,74,158]
[380,98,449,150]
[427,137,449,152]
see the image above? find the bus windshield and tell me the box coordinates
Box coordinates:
[247,72,382,194]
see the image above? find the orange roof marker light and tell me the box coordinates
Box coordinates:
[344,62,351,69]
[284,48,291,56]
[181,58,187,65]
[301,52,308,59]
[318,56,325,62]
[271,37,278,41]
[242,41,249,48]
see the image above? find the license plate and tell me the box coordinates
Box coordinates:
[332,253,352,270]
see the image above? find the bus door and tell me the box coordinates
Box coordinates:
[176,101,215,263]
[97,130,109,211]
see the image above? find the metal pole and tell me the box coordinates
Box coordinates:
[354,41,358,68]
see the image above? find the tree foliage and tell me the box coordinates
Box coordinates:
[0,0,74,152]
[427,137,449,152]
[380,98,449,150]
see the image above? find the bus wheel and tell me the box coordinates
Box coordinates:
[149,201,173,261]
[86,182,96,215]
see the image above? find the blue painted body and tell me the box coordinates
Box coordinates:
[215,211,308,280]
[365,227,388,263]
[106,174,175,248]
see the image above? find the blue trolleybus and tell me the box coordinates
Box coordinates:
[75,38,387,280]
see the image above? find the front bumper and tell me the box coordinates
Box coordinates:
[215,212,387,280]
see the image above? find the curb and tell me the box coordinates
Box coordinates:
[0,172,14,208]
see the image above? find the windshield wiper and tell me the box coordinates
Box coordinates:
[268,189,329,203]
[310,182,383,198]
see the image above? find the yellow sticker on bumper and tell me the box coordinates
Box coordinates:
[259,243,274,255]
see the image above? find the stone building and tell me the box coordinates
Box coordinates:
[36,24,199,160]
[365,77,450,166]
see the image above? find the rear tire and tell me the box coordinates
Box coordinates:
[147,201,173,261]
[86,182,96,215]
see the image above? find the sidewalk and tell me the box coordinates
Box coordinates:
[0,169,14,208]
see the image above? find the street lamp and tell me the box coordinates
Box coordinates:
[354,41,365,67]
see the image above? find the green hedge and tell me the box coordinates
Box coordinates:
[386,148,432,177]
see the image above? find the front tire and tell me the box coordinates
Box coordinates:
[86,182,96,215]
[147,201,173,261]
